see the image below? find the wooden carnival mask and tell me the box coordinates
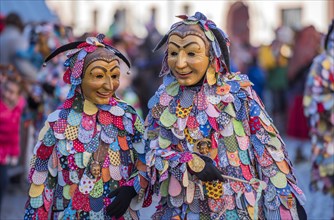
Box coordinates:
[167,24,210,86]
[81,48,121,105]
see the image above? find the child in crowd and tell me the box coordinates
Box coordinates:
[0,65,25,215]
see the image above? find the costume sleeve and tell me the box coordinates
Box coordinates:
[121,104,151,208]
[144,86,196,201]
[24,120,57,219]
[241,75,307,219]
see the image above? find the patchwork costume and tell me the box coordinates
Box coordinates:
[24,35,149,219]
[145,12,306,220]
[303,20,334,196]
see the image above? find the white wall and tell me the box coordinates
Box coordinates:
[46,0,329,45]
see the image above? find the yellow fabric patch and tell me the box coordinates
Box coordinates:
[108,149,121,166]
[29,183,44,198]
[206,67,217,86]
[187,154,205,173]
[204,181,223,199]
[176,102,193,119]
[184,128,195,144]
[38,121,50,141]
[65,125,78,140]
[83,99,98,115]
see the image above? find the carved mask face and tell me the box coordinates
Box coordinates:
[90,162,101,178]
[167,34,210,86]
[81,59,120,105]
[198,142,210,155]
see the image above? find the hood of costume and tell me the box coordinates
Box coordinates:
[145,12,306,219]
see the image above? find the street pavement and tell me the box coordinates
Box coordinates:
[1,136,333,220]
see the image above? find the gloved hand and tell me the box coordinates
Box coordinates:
[106,186,137,218]
[192,154,224,182]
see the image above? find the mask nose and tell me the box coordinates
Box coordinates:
[176,51,187,69]
[103,76,114,91]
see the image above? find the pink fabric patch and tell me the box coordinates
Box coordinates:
[36,144,54,160]
[160,92,173,106]
[63,69,71,84]
[84,45,97,53]
[62,97,75,109]
[67,154,78,170]
[186,116,199,129]
[279,205,293,220]
[72,60,84,78]
[194,89,208,111]
[73,139,85,153]
[98,111,113,125]
[53,119,67,134]
[240,163,253,181]
[112,116,124,130]
[208,117,219,131]
[81,113,96,130]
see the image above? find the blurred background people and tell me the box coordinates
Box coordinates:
[132,7,164,117]
[0,65,25,216]
[258,26,294,133]
[226,1,266,100]
[286,25,321,163]
[0,12,37,81]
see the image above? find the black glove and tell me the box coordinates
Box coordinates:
[106,186,137,218]
[192,155,224,182]
[296,198,307,220]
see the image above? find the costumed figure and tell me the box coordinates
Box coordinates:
[24,34,149,219]
[145,12,307,219]
[303,20,334,196]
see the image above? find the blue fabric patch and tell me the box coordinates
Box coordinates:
[70,74,82,85]
[226,81,240,93]
[34,158,48,171]
[233,96,242,112]
[250,135,264,157]
[249,100,261,117]
[78,125,94,144]
[89,195,104,212]
[84,133,100,153]
[163,74,175,86]
[43,129,56,147]
[96,104,111,111]
[109,138,120,151]
[199,122,211,137]
[59,109,70,119]
[66,85,76,99]
[100,130,114,144]
[236,103,247,121]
